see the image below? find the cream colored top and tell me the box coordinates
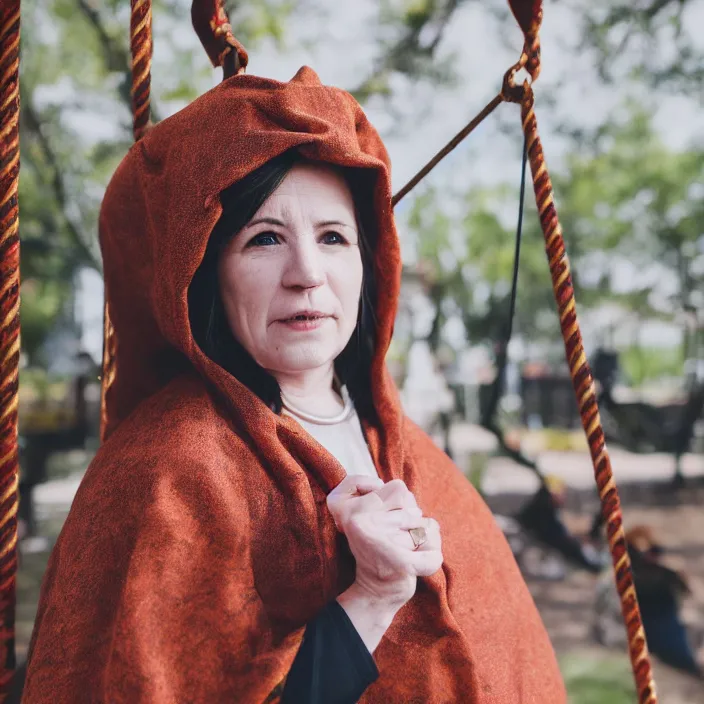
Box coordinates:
[281,385,379,479]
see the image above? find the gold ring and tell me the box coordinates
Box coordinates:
[408,526,427,550]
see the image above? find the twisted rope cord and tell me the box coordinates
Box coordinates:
[520,87,656,704]
[503,21,658,696]
[391,5,539,206]
[130,0,153,142]
[99,0,153,441]
[394,3,659,697]
[0,2,21,696]
[98,305,116,443]
[392,93,503,207]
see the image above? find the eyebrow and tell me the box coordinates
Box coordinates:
[245,217,355,229]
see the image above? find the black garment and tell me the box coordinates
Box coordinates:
[281,600,379,704]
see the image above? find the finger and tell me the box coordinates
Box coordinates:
[376,507,424,530]
[374,479,418,511]
[328,475,384,501]
[403,518,441,553]
[346,490,385,515]
[334,492,386,534]
[408,548,444,577]
[327,477,385,533]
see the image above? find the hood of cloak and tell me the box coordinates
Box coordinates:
[23,67,565,703]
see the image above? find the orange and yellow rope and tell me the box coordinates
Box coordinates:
[395,1,659,699]
[0,1,21,697]
[130,0,152,142]
[504,0,657,698]
[518,84,657,703]
[100,0,153,441]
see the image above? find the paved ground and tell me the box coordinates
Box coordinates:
[12,429,704,701]
[447,422,704,494]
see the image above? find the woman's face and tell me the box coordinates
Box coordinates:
[218,163,364,382]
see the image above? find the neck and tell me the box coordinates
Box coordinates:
[275,364,343,416]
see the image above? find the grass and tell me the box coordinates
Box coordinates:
[464,452,489,493]
[560,651,636,704]
[538,428,589,452]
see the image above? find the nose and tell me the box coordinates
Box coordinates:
[281,239,325,290]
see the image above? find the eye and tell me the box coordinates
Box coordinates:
[321,231,347,245]
[247,232,279,247]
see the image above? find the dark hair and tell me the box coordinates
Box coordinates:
[188,149,379,422]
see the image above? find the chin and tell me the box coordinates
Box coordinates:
[267,343,341,375]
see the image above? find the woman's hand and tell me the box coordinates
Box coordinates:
[327,476,443,608]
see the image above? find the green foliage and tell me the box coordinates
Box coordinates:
[464,452,488,494]
[404,177,559,351]
[227,1,296,47]
[554,104,704,321]
[620,345,685,386]
[17,0,305,362]
[560,652,636,704]
[538,428,586,452]
[577,0,703,93]
[20,279,73,366]
[352,0,463,102]
[14,0,702,372]
[401,102,701,369]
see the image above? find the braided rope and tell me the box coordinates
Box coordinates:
[503,27,658,699]
[0,1,21,696]
[395,3,660,697]
[100,0,153,441]
[392,93,503,207]
[98,302,116,443]
[522,91,656,704]
[130,0,152,142]
[396,0,660,693]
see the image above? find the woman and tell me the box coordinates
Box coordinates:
[23,66,566,703]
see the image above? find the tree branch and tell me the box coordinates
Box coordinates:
[76,0,162,123]
[22,101,103,273]
[480,343,547,482]
[352,0,464,103]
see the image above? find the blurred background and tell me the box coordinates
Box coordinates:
[13,0,704,700]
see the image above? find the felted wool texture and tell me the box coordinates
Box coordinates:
[23,66,566,703]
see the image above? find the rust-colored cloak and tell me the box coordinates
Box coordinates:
[23,67,566,703]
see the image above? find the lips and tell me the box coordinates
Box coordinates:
[278,310,330,322]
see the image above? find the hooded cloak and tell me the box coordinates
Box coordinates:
[23,66,566,703]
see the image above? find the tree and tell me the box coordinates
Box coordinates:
[400,102,703,382]
[574,0,703,94]
[403,181,560,356]
[350,0,465,103]
[17,0,302,360]
[18,1,700,367]
[552,103,704,361]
